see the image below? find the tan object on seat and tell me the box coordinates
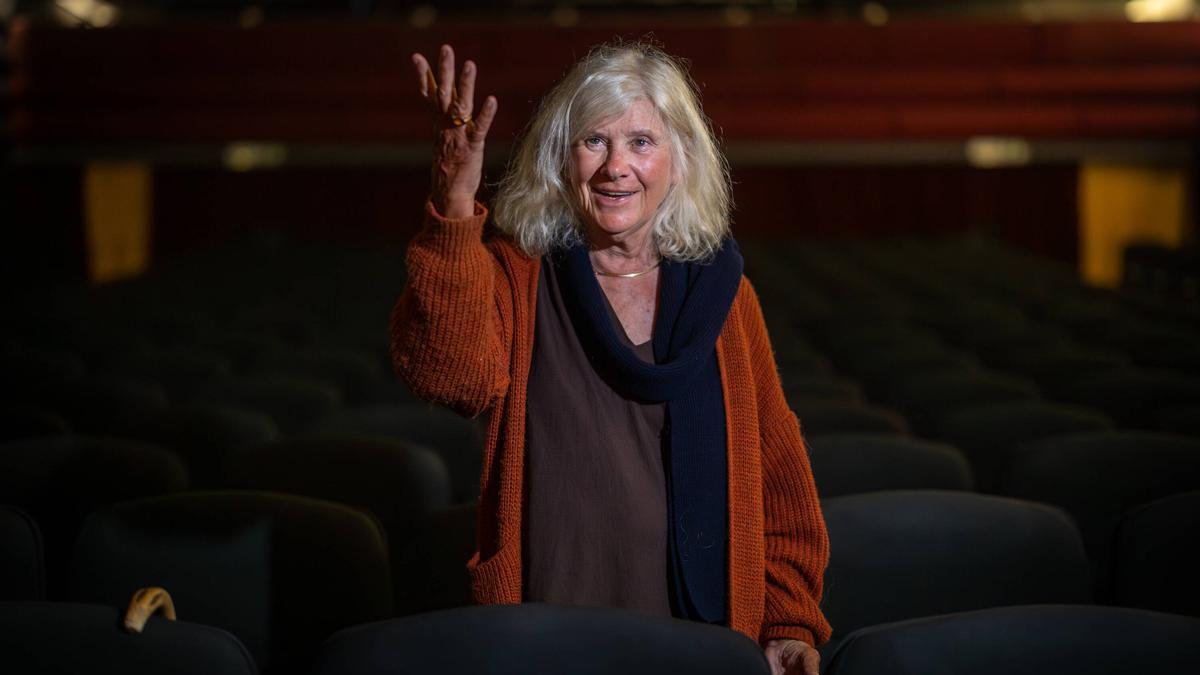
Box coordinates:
[123,587,177,633]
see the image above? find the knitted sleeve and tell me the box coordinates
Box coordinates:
[740,280,833,647]
[388,200,511,418]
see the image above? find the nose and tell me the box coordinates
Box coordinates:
[600,146,629,180]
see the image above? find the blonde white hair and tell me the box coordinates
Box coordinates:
[492,41,732,262]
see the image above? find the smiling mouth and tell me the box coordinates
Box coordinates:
[593,188,637,198]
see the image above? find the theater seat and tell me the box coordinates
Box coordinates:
[936,401,1114,492]
[1057,369,1200,429]
[1099,325,1200,375]
[822,324,942,367]
[808,434,972,497]
[1,348,86,409]
[889,371,1040,436]
[111,404,280,488]
[314,603,769,675]
[72,491,393,674]
[133,307,217,348]
[820,491,1090,651]
[0,506,44,601]
[1002,432,1200,600]
[966,330,1074,370]
[1004,349,1128,397]
[248,347,384,405]
[823,605,1200,675]
[230,304,324,347]
[31,374,169,435]
[393,502,478,614]
[0,601,257,675]
[0,435,188,597]
[108,346,233,401]
[0,406,71,442]
[1114,491,1200,618]
[190,374,342,435]
[313,404,484,504]
[198,329,285,372]
[776,349,834,379]
[1156,404,1200,437]
[795,402,910,437]
[223,435,451,610]
[851,353,977,403]
[784,375,863,404]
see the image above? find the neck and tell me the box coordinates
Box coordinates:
[587,230,659,276]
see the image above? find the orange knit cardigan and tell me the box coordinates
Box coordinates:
[390,201,832,647]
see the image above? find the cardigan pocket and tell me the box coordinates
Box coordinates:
[467,542,522,604]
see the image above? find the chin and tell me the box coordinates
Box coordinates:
[587,218,649,240]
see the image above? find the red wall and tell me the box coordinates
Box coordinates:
[7,18,1195,278]
[10,18,1200,142]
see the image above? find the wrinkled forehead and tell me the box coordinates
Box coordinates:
[586,99,669,134]
[572,95,670,141]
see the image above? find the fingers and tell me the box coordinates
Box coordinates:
[454,59,476,118]
[802,648,820,675]
[411,53,432,97]
[412,51,442,112]
[764,639,819,675]
[763,643,785,675]
[413,45,494,140]
[468,95,498,142]
[437,44,455,111]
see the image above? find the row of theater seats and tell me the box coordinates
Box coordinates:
[3,435,1197,614]
[5,429,1196,619]
[3,232,1199,673]
[742,238,1199,436]
[4,601,1200,675]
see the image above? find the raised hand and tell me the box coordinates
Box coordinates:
[411,44,498,219]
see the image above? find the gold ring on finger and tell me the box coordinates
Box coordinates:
[451,113,474,128]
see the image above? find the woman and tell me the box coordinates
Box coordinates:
[392,41,830,675]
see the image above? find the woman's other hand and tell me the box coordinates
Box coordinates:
[411,44,498,219]
[764,638,821,675]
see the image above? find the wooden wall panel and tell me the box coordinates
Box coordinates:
[10,19,1200,143]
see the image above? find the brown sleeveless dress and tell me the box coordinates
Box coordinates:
[522,257,672,617]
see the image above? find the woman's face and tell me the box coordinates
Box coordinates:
[570,98,674,246]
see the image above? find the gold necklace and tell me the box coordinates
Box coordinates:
[594,259,662,278]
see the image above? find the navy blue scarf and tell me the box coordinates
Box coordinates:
[551,238,743,624]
